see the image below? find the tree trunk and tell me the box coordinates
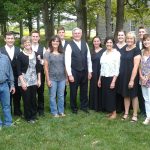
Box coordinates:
[96,14,101,37]
[105,0,112,37]
[37,13,40,33]
[42,1,51,45]
[27,13,33,35]
[75,0,87,41]
[114,0,125,41]
[19,20,23,42]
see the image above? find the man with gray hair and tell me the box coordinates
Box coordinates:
[65,27,92,114]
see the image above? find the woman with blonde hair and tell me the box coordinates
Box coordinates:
[117,32,141,122]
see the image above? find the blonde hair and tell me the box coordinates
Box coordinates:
[126,32,136,44]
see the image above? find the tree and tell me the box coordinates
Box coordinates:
[75,0,87,40]
[114,0,125,40]
[105,0,112,37]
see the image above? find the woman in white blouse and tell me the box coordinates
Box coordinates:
[98,37,120,119]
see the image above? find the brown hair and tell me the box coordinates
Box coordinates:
[143,34,150,49]
[31,30,40,35]
[48,35,63,53]
[5,31,15,38]
[92,36,102,53]
[57,26,65,33]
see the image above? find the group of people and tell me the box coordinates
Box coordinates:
[0,26,150,129]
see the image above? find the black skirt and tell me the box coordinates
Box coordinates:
[101,76,116,112]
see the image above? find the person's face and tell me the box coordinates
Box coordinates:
[93,38,101,48]
[24,40,32,50]
[31,33,40,44]
[118,31,125,42]
[139,29,146,40]
[58,30,65,40]
[143,37,150,48]
[5,35,15,47]
[51,38,60,49]
[126,36,135,46]
[106,39,113,50]
[72,29,82,41]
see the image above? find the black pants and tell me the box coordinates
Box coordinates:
[138,84,146,115]
[10,78,22,116]
[20,85,37,121]
[69,70,88,111]
[37,69,45,115]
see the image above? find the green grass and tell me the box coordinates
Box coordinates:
[1,86,150,150]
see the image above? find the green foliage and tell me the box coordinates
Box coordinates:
[1,86,150,149]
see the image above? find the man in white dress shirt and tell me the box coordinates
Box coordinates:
[65,27,92,114]
[0,31,22,116]
[31,30,46,116]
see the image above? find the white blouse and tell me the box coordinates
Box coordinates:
[100,49,120,77]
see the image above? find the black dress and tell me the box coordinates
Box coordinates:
[114,44,127,113]
[117,47,141,98]
[89,49,105,111]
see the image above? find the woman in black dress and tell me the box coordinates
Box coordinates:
[115,30,127,113]
[89,36,105,111]
[117,32,141,122]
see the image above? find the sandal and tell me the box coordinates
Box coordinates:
[130,115,138,123]
[121,114,128,120]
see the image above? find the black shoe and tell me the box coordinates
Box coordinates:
[81,109,89,113]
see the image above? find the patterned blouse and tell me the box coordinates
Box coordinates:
[141,55,150,87]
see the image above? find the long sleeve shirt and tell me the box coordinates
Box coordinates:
[0,52,14,88]
[65,40,92,76]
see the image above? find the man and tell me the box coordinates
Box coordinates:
[136,26,147,116]
[0,51,15,129]
[57,26,69,107]
[0,31,22,116]
[31,30,46,116]
[65,27,92,114]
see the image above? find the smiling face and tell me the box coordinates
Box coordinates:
[31,32,40,44]
[24,40,32,51]
[143,37,150,49]
[126,32,136,46]
[93,37,101,49]
[139,28,146,40]
[106,39,113,50]
[51,38,60,50]
[117,31,126,43]
[5,35,15,47]
[72,29,82,41]
[57,30,65,41]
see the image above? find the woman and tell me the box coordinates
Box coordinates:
[89,36,105,111]
[44,35,66,117]
[98,37,120,119]
[115,30,127,113]
[17,36,41,123]
[117,32,141,122]
[139,34,150,125]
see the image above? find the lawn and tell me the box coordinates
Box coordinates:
[0,86,150,150]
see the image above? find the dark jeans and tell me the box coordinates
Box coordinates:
[37,69,45,115]
[10,78,22,116]
[20,85,37,121]
[69,70,88,111]
[138,84,146,115]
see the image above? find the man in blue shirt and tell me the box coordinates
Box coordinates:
[0,52,15,129]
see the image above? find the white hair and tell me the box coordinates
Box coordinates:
[72,27,82,34]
